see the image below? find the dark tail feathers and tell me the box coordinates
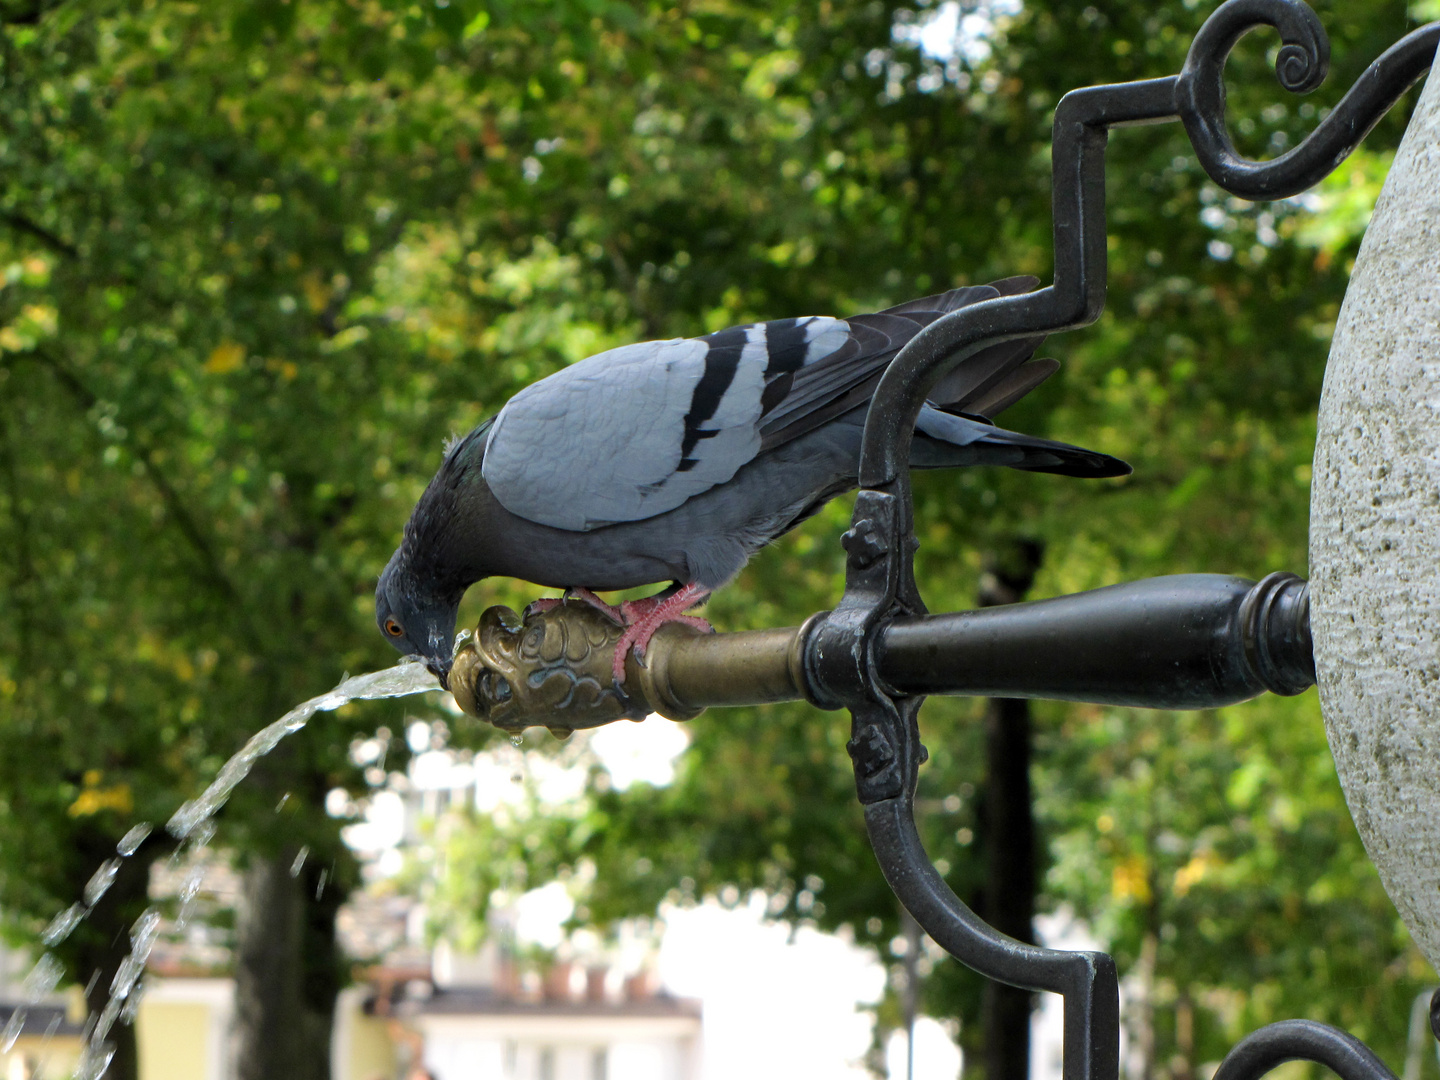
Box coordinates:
[961,424,1131,479]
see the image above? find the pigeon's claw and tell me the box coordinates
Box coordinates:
[612,583,713,685]
[526,588,624,623]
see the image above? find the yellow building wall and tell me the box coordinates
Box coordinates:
[342,1012,398,1080]
[2,1034,82,1079]
[137,1001,213,1080]
[0,984,397,1080]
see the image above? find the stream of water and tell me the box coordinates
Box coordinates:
[2,658,441,1079]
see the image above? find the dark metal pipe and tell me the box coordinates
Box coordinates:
[875,571,1313,710]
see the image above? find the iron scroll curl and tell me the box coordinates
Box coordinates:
[1178,2,1440,198]
[804,4,1440,1080]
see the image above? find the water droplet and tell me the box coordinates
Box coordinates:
[290,847,309,877]
[83,860,121,908]
[274,793,290,813]
[175,865,205,930]
[41,904,85,947]
[1,1010,25,1053]
[188,819,216,850]
[130,909,162,952]
[25,954,63,999]
[109,955,143,1000]
[77,1041,115,1080]
[87,995,123,1056]
[166,800,201,841]
[510,734,524,747]
[314,869,328,900]
[180,867,204,903]
[116,823,152,857]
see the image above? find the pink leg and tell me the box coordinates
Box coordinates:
[612,583,713,685]
[525,588,623,623]
[569,588,623,622]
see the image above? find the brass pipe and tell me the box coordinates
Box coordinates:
[447,573,1314,736]
[446,602,815,735]
[635,615,822,716]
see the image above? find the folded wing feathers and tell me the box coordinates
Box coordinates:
[961,357,1061,419]
[926,336,1044,411]
[758,278,1051,450]
[877,282,1000,317]
[483,276,1107,532]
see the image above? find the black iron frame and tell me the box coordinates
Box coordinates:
[802,3,1440,1078]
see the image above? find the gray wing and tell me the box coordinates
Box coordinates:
[481,319,851,531]
[482,277,1057,532]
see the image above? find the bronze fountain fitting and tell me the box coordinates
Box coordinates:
[446,599,816,737]
[445,574,1316,738]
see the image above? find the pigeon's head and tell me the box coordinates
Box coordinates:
[376,550,464,689]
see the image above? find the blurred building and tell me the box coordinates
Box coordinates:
[0,921,699,1080]
[0,739,700,1080]
[363,941,702,1080]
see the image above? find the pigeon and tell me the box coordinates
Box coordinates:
[376,275,1129,687]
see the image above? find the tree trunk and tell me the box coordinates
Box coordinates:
[235,853,304,1080]
[978,540,1043,1080]
[234,849,347,1080]
[298,857,346,1080]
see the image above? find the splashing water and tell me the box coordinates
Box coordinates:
[42,904,85,948]
[289,846,309,878]
[82,860,121,909]
[75,1043,115,1080]
[40,658,441,1079]
[116,824,152,857]
[81,907,164,1068]
[2,951,64,1052]
[167,661,438,841]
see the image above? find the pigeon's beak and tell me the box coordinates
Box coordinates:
[427,657,452,692]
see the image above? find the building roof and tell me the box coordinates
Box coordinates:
[371,982,701,1021]
[0,1002,86,1037]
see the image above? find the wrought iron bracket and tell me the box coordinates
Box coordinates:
[801,3,1440,1080]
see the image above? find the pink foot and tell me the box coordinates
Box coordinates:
[526,588,623,623]
[618,595,663,622]
[612,584,713,685]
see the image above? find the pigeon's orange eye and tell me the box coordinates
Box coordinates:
[385,618,404,637]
